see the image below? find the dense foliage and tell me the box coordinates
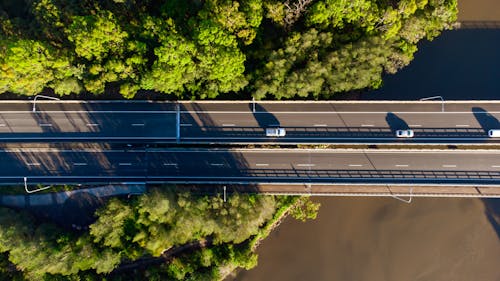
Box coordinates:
[0,189,318,280]
[0,0,457,99]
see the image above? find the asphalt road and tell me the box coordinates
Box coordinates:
[6,148,500,186]
[3,100,500,144]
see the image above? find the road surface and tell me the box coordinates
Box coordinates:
[5,147,500,186]
[3,100,500,144]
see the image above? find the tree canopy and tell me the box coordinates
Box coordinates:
[0,0,457,99]
[0,189,318,280]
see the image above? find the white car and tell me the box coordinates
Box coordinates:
[266,127,286,137]
[396,129,414,138]
[488,129,500,137]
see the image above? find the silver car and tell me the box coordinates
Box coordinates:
[266,127,286,137]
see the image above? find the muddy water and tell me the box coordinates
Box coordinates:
[458,0,500,21]
[236,197,500,281]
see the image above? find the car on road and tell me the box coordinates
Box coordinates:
[266,127,286,137]
[488,129,500,137]
[396,129,414,138]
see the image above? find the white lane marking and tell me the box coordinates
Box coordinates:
[395,164,409,167]
[86,123,99,127]
[163,163,178,166]
[409,124,422,127]
[39,123,52,127]
[491,165,500,168]
[131,123,145,126]
[73,163,87,166]
[314,124,328,127]
[297,164,316,167]
[256,163,269,166]
[455,124,470,127]
[222,124,235,127]
[26,163,41,166]
[348,164,363,167]
[118,163,132,166]
[0,124,6,127]
[442,165,457,168]
[361,124,374,127]
[180,123,192,126]
[210,163,224,166]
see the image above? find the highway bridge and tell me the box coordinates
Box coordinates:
[1,99,499,197]
[3,100,500,144]
[5,147,500,197]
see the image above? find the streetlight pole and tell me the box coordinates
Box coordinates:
[24,177,52,193]
[420,95,444,112]
[32,95,60,112]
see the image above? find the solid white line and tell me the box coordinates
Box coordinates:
[118,163,132,166]
[395,165,409,167]
[73,163,87,166]
[455,125,470,127]
[86,123,99,127]
[442,165,457,168]
[297,164,316,167]
[26,163,41,166]
[361,124,374,127]
[183,137,492,141]
[349,164,363,167]
[256,163,269,167]
[180,123,192,126]
[222,124,235,127]
[0,110,497,114]
[0,111,176,114]
[314,124,328,127]
[39,123,52,127]
[131,123,145,126]
[183,111,500,114]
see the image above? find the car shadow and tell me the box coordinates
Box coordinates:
[472,107,500,134]
[385,112,409,134]
[250,103,280,129]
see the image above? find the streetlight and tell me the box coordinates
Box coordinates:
[420,95,444,112]
[32,95,60,112]
[24,177,52,193]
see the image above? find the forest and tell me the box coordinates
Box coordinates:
[0,0,457,100]
[0,188,319,280]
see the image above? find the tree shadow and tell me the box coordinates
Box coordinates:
[385,112,409,134]
[472,107,500,134]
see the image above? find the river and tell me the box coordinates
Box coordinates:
[234,2,500,281]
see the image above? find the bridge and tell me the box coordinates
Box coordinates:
[4,100,500,144]
[2,100,500,198]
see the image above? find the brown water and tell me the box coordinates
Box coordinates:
[458,0,500,21]
[235,197,500,281]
